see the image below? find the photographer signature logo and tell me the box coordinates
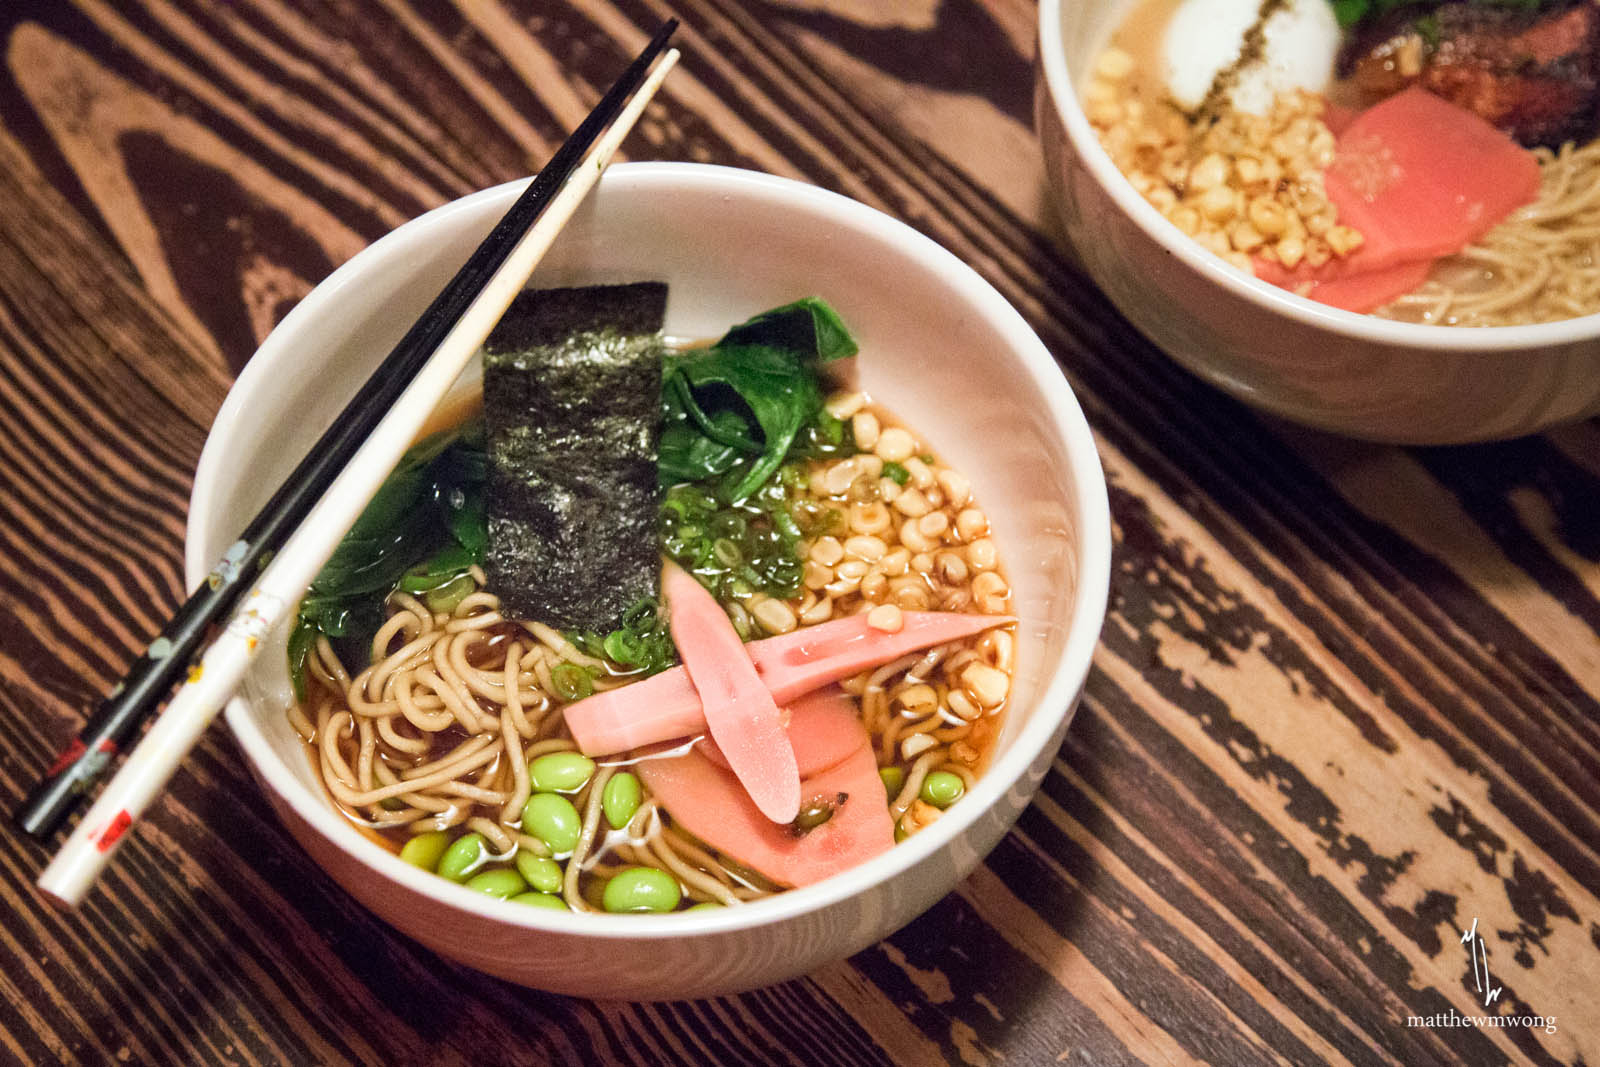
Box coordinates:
[1404,918,1558,1037]
[1461,917,1501,1008]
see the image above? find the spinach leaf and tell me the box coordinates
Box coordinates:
[716,297,859,363]
[287,429,487,699]
[658,378,755,485]
[671,343,822,501]
[1332,0,1368,27]
[660,297,857,503]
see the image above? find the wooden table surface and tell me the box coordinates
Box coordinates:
[1,2,1595,1064]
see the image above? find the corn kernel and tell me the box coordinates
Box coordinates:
[1276,234,1305,269]
[1187,153,1228,192]
[1094,47,1134,81]
[874,427,917,464]
[1326,225,1365,256]
[867,603,904,634]
[851,411,880,450]
[1197,185,1238,223]
[1248,199,1287,237]
[1229,221,1265,253]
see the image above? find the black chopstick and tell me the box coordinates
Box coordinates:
[15,18,679,841]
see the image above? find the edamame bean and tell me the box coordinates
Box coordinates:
[879,766,905,800]
[399,830,452,871]
[465,867,527,899]
[602,867,682,913]
[515,852,564,894]
[510,892,568,910]
[528,752,596,793]
[436,832,491,883]
[521,793,582,855]
[686,901,723,911]
[920,771,965,809]
[602,772,642,830]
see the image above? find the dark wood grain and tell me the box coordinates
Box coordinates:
[0,1,1594,1064]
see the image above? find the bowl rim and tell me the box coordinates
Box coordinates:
[187,160,1112,941]
[1035,0,1600,349]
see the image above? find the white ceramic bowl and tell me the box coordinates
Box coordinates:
[186,162,1112,998]
[1035,0,1600,443]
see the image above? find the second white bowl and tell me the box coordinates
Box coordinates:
[1035,0,1600,443]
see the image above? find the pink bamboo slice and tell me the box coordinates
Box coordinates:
[637,733,895,888]
[699,686,861,779]
[663,562,800,824]
[565,609,1011,756]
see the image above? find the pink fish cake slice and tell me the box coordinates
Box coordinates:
[564,610,1010,756]
[699,686,863,780]
[638,741,895,888]
[664,561,800,824]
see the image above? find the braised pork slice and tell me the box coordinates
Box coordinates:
[1342,1,1600,147]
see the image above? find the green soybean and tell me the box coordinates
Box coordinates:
[399,830,452,871]
[515,852,564,894]
[602,867,682,913]
[522,793,582,855]
[879,766,905,800]
[436,832,491,883]
[602,772,642,830]
[686,901,723,911]
[510,892,569,910]
[920,771,965,809]
[528,752,596,793]
[465,867,527,899]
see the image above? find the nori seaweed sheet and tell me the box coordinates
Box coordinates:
[482,283,667,630]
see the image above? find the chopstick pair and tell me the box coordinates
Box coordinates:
[18,21,680,907]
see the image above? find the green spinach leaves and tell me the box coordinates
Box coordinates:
[659,297,857,502]
[287,425,487,699]
[289,296,859,695]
